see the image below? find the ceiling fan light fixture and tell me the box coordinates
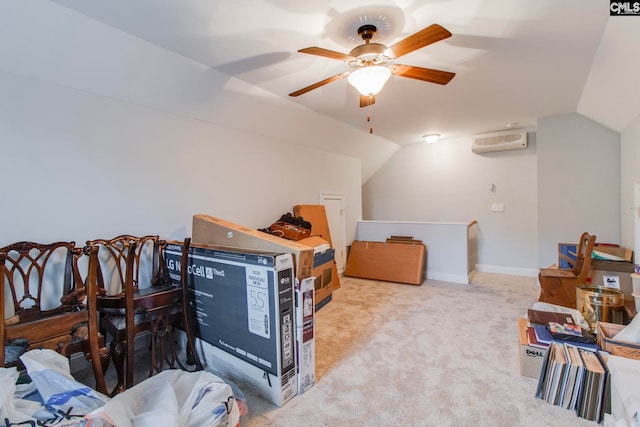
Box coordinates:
[423,134,440,143]
[347,66,391,96]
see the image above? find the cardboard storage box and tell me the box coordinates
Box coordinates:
[293,204,341,290]
[589,259,635,301]
[295,276,315,394]
[596,321,640,360]
[344,240,426,285]
[298,236,334,311]
[518,317,548,379]
[192,214,314,282]
[163,241,298,406]
[593,245,633,262]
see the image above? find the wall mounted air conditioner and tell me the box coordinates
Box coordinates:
[471,131,528,154]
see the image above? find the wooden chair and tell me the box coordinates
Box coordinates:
[85,235,202,395]
[0,241,108,394]
[538,232,596,308]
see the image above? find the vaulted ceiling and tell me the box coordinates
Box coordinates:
[48,0,635,147]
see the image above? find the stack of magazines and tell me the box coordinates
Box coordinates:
[529,308,609,422]
[527,308,597,350]
[535,341,609,422]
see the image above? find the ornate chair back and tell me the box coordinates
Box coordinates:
[85,235,200,395]
[0,241,107,394]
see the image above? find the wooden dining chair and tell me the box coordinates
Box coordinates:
[85,235,202,395]
[538,232,597,308]
[0,241,108,394]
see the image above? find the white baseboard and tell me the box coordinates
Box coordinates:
[475,264,539,277]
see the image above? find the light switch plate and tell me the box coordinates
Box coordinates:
[492,203,505,212]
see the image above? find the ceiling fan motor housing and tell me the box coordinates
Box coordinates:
[348,43,389,65]
[348,23,391,66]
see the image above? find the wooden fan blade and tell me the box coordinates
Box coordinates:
[391,64,455,85]
[298,47,355,62]
[388,24,452,59]
[289,73,348,97]
[359,95,376,108]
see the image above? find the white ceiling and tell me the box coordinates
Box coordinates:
[48,0,623,145]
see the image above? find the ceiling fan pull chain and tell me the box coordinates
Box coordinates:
[367,95,374,133]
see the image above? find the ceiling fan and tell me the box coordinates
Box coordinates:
[289,23,456,107]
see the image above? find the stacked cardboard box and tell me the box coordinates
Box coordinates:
[589,245,634,302]
[192,214,314,281]
[190,215,319,400]
[298,236,334,311]
[518,317,548,379]
[293,204,341,290]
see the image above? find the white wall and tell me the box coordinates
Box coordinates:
[364,114,622,274]
[0,0,403,247]
[362,133,538,276]
[0,69,362,246]
[620,115,640,258]
[356,220,471,284]
[579,17,640,264]
[0,1,399,185]
[537,114,620,267]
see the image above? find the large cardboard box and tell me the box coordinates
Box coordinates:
[593,245,633,262]
[344,240,426,285]
[293,204,341,290]
[163,241,298,406]
[589,259,635,301]
[298,236,334,311]
[192,214,314,282]
[518,317,548,379]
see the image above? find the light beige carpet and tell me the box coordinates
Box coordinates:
[73,272,598,426]
[243,272,598,427]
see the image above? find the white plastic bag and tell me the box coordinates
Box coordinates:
[0,367,33,426]
[1,349,109,427]
[85,369,240,427]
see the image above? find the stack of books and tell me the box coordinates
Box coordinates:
[528,308,610,422]
[526,309,598,351]
[535,341,609,422]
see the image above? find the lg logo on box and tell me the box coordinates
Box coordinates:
[166,259,223,279]
[610,1,640,15]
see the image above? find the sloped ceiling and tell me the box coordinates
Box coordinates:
[578,17,640,132]
[49,0,626,144]
[2,1,637,183]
